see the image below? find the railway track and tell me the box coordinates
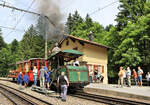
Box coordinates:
[0,83,52,105]
[70,90,150,105]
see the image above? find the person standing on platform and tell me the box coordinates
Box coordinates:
[145,72,150,86]
[57,72,69,102]
[97,70,101,83]
[39,66,45,88]
[137,66,143,86]
[89,70,93,83]
[126,67,131,87]
[18,72,23,89]
[118,67,124,88]
[133,69,138,86]
[123,69,127,86]
[33,66,38,86]
[23,72,29,88]
[94,70,98,82]
[45,67,52,89]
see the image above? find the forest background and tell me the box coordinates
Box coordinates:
[0,0,150,83]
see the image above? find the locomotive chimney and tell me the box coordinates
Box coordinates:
[88,31,94,41]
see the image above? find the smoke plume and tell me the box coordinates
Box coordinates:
[36,0,64,41]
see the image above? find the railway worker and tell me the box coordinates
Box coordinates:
[126,67,131,87]
[23,72,29,88]
[132,69,138,86]
[17,72,23,89]
[57,72,69,102]
[145,72,150,86]
[137,66,143,86]
[39,66,45,88]
[117,67,124,88]
[33,66,38,86]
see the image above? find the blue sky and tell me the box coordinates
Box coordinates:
[0,0,119,43]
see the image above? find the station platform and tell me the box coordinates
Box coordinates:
[84,83,150,102]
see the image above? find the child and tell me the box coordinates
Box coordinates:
[23,72,29,88]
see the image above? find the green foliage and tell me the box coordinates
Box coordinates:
[20,25,45,60]
[0,23,53,76]
[11,39,18,54]
[116,0,147,30]
[66,11,106,44]
[0,29,6,50]
[0,48,12,76]
[1,1,150,82]
[66,13,74,34]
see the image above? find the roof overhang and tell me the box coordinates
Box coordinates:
[58,34,110,49]
[48,49,83,62]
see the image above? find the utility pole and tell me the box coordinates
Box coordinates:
[45,21,48,59]
[0,3,55,59]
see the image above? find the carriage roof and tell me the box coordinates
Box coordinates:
[16,58,46,64]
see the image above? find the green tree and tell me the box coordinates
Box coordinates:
[85,14,93,29]
[66,13,73,34]
[114,14,150,72]
[71,10,83,32]
[115,0,147,30]
[20,25,45,60]
[11,39,19,54]
[0,48,12,76]
[36,16,46,38]
[0,29,6,50]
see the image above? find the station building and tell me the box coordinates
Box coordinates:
[58,35,109,84]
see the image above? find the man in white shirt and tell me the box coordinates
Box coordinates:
[137,66,143,86]
[127,67,131,87]
[146,72,150,86]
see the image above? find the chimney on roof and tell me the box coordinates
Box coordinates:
[88,31,94,41]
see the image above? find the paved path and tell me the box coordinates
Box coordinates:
[85,83,150,97]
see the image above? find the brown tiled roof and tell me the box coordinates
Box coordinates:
[59,34,110,49]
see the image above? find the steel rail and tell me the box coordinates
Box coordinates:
[0,90,18,105]
[0,83,52,105]
[70,90,150,105]
[0,86,37,105]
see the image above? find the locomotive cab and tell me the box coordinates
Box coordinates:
[48,49,89,89]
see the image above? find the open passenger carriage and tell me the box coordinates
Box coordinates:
[8,58,47,82]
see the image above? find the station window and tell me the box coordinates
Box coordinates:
[66,40,69,46]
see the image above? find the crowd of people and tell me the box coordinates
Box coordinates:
[17,66,69,102]
[89,69,104,83]
[118,66,150,88]
[17,66,52,89]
